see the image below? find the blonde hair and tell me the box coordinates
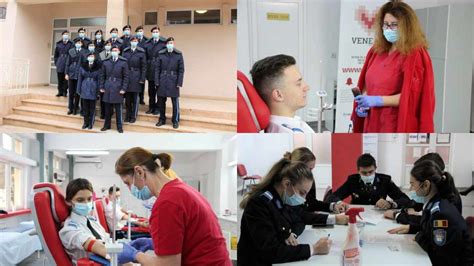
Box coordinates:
[373,0,428,55]
[283,147,316,164]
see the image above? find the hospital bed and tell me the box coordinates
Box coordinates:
[0,222,42,266]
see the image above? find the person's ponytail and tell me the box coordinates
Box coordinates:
[437,171,456,202]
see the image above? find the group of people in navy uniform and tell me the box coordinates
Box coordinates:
[54,25,185,133]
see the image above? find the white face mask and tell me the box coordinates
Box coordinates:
[361,174,375,184]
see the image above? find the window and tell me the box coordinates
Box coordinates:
[0,162,25,211]
[2,134,12,151]
[10,166,22,211]
[194,9,221,24]
[0,6,6,20]
[53,19,68,28]
[231,9,237,24]
[70,17,106,27]
[0,162,5,210]
[167,11,192,25]
[145,11,158,25]
[14,139,22,155]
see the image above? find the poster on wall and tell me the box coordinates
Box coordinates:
[334,0,386,132]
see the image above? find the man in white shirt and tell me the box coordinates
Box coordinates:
[104,186,129,230]
[250,54,314,133]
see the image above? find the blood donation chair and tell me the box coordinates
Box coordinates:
[237,163,262,195]
[237,71,270,133]
[32,183,100,266]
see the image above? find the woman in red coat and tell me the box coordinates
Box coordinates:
[351,0,435,133]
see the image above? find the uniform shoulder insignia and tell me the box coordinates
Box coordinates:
[67,221,79,228]
[137,47,145,53]
[119,56,128,61]
[433,229,447,246]
[158,48,167,54]
[260,191,273,202]
[430,201,440,214]
[159,36,167,42]
[433,219,448,228]
[88,216,97,221]
[174,49,182,54]
[123,47,130,52]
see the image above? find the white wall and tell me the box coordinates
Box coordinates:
[377,134,405,186]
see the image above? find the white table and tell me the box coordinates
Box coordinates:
[274,206,431,265]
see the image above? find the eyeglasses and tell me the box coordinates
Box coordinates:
[382,22,399,30]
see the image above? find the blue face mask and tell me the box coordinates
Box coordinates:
[361,174,375,184]
[73,202,93,216]
[166,44,174,51]
[111,33,118,38]
[136,31,144,38]
[131,41,138,48]
[88,47,95,52]
[283,185,306,206]
[75,43,82,49]
[105,45,112,51]
[383,29,399,43]
[79,32,85,39]
[131,184,153,201]
[96,34,102,40]
[152,32,160,39]
[408,191,426,204]
[87,57,95,63]
[124,30,131,36]
[111,51,119,58]
[62,35,69,41]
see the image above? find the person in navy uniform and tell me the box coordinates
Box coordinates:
[86,42,100,60]
[65,38,87,115]
[98,41,113,120]
[121,25,132,50]
[145,26,167,115]
[154,37,185,129]
[99,46,129,133]
[238,158,332,265]
[122,36,147,124]
[77,52,101,130]
[107,28,123,52]
[54,30,73,97]
[135,25,148,105]
[93,30,105,54]
[326,153,411,208]
[73,28,91,49]
[387,161,473,266]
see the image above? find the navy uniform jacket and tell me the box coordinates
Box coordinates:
[93,39,105,54]
[54,40,74,73]
[99,50,112,63]
[154,49,185,98]
[65,48,88,80]
[144,37,167,80]
[305,182,332,213]
[100,57,129,104]
[327,173,411,207]
[120,35,132,50]
[413,195,473,266]
[77,61,101,100]
[73,37,91,49]
[122,47,147,93]
[137,36,148,49]
[107,38,123,51]
[238,187,312,266]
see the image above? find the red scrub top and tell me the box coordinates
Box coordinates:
[364,50,406,132]
[149,179,231,266]
[351,47,435,133]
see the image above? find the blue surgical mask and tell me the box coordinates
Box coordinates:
[131,184,153,201]
[124,30,131,36]
[73,202,93,216]
[62,35,69,41]
[105,45,112,51]
[111,51,119,58]
[408,191,426,204]
[96,34,102,40]
[131,41,138,48]
[116,198,121,205]
[136,31,144,38]
[75,43,82,49]
[88,47,95,52]
[283,185,306,206]
[383,29,399,43]
[111,33,118,38]
[361,174,375,184]
[152,32,160,39]
[79,32,85,38]
[87,57,95,63]
[166,44,174,51]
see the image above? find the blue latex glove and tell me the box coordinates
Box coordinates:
[356,106,368,117]
[130,237,154,252]
[355,95,384,108]
[118,243,139,264]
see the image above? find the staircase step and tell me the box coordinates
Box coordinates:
[13,105,235,132]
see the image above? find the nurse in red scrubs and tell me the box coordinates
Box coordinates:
[351,0,435,133]
[115,147,231,266]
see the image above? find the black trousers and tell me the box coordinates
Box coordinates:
[139,83,145,103]
[104,103,123,130]
[68,79,80,112]
[148,80,157,111]
[57,72,68,96]
[82,99,96,127]
[158,96,179,124]
[125,92,140,121]
[99,92,114,119]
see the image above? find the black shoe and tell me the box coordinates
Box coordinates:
[100,116,105,120]
[156,121,165,127]
[56,94,61,97]
[145,109,153,114]
[101,127,109,131]
[152,110,159,115]
[139,101,145,105]
[124,118,130,123]
[82,124,88,129]
[173,122,179,129]
[73,110,78,115]
[67,110,73,115]
[118,128,123,133]
[88,125,93,130]
[129,119,136,124]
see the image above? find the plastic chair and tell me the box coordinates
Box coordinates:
[237,164,262,195]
